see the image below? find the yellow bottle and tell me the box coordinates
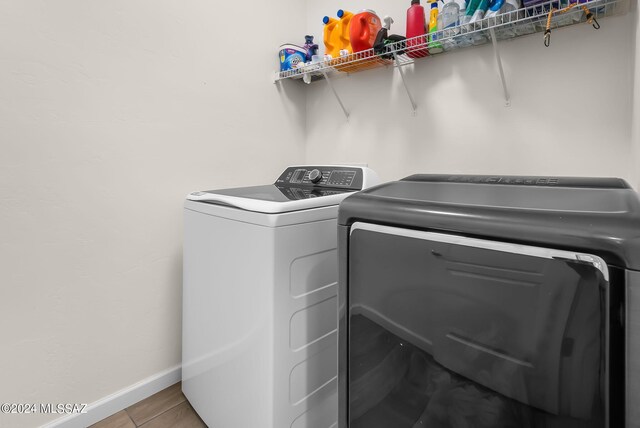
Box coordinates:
[428,1,443,54]
[336,9,354,55]
[323,16,341,59]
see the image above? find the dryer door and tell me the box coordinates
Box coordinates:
[345,222,610,428]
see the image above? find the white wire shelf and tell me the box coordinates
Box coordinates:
[274,0,625,83]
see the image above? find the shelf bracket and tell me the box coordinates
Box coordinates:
[322,71,350,120]
[489,28,511,107]
[393,53,418,115]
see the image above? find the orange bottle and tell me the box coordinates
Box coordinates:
[336,10,354,55]
[322,16,341,59]
[349,10,382,53]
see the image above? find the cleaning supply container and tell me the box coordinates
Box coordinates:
[279,44,307,71]
[485,0,506,17]
[303,35,319,61]
[373,16,407,59]
[323,16,341,59]
[406,0,429,58]
[332,9,360,72]
[336,9,355,55]
[438,0,461,50]
[428,2,443,54]
[500,0,525,33]
[460,0,487,45]
[350,9,382,53]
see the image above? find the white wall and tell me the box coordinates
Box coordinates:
[305,1,635,185]
[632,0,640,189]
[0,1,305,427]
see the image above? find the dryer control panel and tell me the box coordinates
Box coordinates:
[275,166,364,190]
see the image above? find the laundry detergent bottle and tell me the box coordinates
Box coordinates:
[323,16,341,59]
[406,0,429,58]
[336,9,354,55]
[350,9,382,53]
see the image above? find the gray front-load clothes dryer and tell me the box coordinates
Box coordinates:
[337,175,640,428]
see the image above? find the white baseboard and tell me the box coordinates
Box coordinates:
[40,365,182,428]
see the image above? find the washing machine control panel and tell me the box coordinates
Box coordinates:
[275,166,364,190]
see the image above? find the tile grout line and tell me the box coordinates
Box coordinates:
[128,397,188,428]
[125,412,136,428]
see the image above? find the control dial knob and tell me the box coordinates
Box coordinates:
[309,169,322,184]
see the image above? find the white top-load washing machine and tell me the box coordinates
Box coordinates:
[182,165,379,428]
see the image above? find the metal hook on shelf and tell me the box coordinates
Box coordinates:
[542,2,599,47]
[580,5,601,29]
[543,8,556,47]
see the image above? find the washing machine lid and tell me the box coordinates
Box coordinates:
[188,184,356,213]
[187,165,380,214]
[338,174,640,269]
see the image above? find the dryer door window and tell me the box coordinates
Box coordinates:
[346,223,610,428]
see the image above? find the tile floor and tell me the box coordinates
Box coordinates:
[90,383,207,428]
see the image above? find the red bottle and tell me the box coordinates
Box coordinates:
[406,0,429,58]
[350,10,382,53]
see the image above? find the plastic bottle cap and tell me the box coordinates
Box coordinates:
[337,9,344,18]
[323,16,330,24]
[411,0,421,4]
